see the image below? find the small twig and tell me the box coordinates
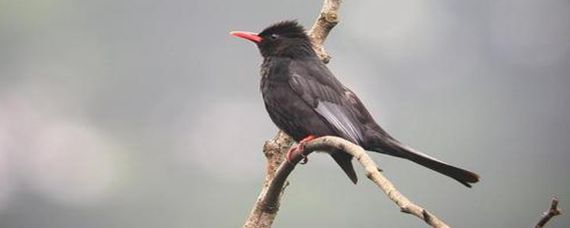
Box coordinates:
[308,0,342,63]
[300,136,450,228]
[535,197,562,228]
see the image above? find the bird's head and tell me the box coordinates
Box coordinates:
[231,21,316,58]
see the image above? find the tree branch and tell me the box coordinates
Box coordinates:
[245,135,453,227]
[291,136,451,228]
[243,131,293,228]
[308,0,341,63]
[535,197,562,228]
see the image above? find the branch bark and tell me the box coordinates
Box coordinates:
[243,131,293,228]
[305,137,450,228]
[535,197,562,228]
[308,0,341,63]
[246,136,451,228]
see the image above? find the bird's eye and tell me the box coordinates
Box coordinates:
[270,34,279,40]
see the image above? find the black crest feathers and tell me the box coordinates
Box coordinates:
[259,20,308,39]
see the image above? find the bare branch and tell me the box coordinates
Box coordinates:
[308,0,342,63]
[535,197,562,228]
[246,135,452,228]
[243,131,293,228]
[301,136,450,228]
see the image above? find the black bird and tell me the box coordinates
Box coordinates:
[231,21,479,187]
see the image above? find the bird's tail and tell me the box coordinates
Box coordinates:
[369,136,479,187]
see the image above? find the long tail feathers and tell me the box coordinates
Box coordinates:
[371,138,479,187]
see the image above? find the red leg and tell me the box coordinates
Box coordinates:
[286,135,316,164]
[299,135,317,144]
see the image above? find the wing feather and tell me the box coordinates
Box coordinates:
[288,61,367,144]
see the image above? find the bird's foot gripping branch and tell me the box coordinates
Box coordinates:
[285,135,316,164]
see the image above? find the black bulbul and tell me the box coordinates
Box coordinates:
[231,21,479,187]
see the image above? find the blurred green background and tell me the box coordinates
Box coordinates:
[1,0,569,227]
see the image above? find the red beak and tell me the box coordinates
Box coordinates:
[230,31,262,43]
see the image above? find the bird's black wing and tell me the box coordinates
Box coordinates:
[287,59,368,144]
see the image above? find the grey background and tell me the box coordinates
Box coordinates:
[1,0,569,227]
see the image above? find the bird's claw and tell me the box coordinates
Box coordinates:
[285,135,316,164]
[285,145,308,165]
[300,154,309,164]
[285,147,296,163]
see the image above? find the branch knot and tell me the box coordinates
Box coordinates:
[322,12,339,24]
